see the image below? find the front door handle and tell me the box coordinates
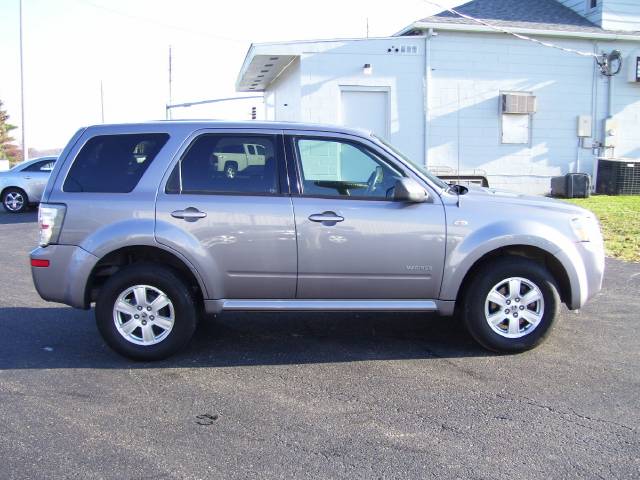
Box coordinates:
[171,207,207,222]
[308,212,344,223]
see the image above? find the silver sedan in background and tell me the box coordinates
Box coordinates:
[0,156,57,213]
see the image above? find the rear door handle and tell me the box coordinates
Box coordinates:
[308,212,344,223]
[171,207,207,222]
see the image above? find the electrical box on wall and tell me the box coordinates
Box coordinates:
[628,51,640,83]
[604,118,618,147]
[577,115,592,137]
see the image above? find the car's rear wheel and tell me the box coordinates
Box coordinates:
[463,256,560,353]
[224,161,238,179]
[2,188,29,213]
[95,263,198,360]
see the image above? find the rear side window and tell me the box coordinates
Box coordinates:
[167,134,279,195]
[23,160,55,172]
[64,133,169,193]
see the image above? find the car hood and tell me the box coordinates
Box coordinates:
[458,185,591,217]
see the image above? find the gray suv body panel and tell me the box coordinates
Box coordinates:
[31,120,604,316]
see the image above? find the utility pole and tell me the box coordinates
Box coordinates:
[167,45,172,120]
[19,0,27,160]
[366,18,369,38]
[100,80,105,123]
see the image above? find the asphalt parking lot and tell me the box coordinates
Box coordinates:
[0,210,638,479]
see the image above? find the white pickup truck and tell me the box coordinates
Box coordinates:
[215,143,266,178]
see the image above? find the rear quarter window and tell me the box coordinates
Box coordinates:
[63,133,169,193]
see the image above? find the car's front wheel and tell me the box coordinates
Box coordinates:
[463,256,560,353]
[2,188,29,213]
[95,263,198,360]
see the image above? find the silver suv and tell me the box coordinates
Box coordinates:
[30,121,605,360]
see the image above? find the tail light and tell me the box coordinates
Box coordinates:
[38,204,66,247]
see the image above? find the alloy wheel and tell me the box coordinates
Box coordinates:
[484,276,545,339]
[4,192,25,212]
[112,284,175,346]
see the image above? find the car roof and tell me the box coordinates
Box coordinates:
[83,120,374,138]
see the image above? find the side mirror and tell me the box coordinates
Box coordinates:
[393,178,429,203]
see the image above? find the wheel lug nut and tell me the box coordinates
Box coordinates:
[137,306,143,311]
[514,313,518,318]
[149,315,154,320]
[134,314,139,319]
[506,300,511,305]
[147,306,152,311]
[505,309,510,314]
[519,305,524,310]
[141,320,147,325]
[515,298,520,302]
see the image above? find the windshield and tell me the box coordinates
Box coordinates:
[373,135,449,190]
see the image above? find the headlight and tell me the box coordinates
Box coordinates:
[570,215,599,243]
[38,204,66,247]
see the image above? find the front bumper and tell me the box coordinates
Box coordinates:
[556,238,605,310]
[30,245,99,309]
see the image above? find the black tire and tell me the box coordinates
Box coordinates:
[224,161,238,179]
[2,187,29,213]
[463,256,560,353]
[95,263,198,361]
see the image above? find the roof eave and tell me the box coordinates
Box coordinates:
[396,21,640,41]
[235,43,258,92]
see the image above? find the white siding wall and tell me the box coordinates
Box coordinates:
[558,0,603,24]
[600,40,640,161]
[601,0,640,31]
[263,33,640,194]
[266,58,302,122]
[427,32,602,192]
[557,0,640,30]
[266,38,426,163]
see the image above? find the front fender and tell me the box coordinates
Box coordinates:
[440,220,586,307]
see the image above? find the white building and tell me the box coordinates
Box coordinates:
[236,0,640,194]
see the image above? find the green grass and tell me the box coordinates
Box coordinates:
[564,195,640,263]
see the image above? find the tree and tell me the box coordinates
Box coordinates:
[0,99,22,164]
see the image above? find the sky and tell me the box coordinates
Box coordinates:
[0,0,461,153]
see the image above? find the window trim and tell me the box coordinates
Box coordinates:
[165,132,288,197]
[289,134,406,202]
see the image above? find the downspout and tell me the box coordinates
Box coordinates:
[423,28,435,167]
[591,43,600,187]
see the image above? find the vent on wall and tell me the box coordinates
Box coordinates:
[502,94,537,114]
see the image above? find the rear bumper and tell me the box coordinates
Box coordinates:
[30,245,99,309]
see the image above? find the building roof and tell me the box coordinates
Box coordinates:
[397,0,640,36]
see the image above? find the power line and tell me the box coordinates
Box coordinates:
[72,0,247,44]
[420,0,600,59]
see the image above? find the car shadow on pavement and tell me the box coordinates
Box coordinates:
[0,211,38,225]
[0,307,489,369]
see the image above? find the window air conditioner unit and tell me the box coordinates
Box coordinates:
[501,94,537,114]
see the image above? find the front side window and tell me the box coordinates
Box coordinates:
[168,134,279,195]
[295,138,403,199]
[64,133,169,193]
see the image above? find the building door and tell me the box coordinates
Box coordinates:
[340,88,389,138]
